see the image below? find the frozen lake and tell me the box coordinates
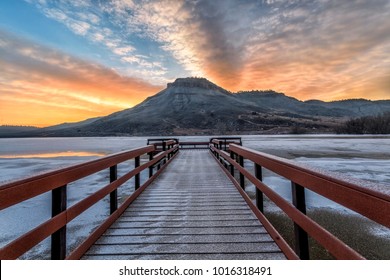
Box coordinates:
[1,135,389,183]
[0,135,389,258]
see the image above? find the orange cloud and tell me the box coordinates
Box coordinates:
[0,32,162,127]
[120,0,389,101]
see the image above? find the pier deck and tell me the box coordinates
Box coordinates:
[82,150,286,260]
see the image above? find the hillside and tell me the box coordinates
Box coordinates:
[2,77,389,137]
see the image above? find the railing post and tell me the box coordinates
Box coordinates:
[255,163,264,213]
[239,155,245,190]
[162,141,167,164]
[135,156,140,190]
[148,152,153,178]
[51,184,67,260]
[229,151,235,176]
[109,165,118,214]
[292,182,310,259]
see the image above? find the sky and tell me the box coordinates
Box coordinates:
[0,0,389,127]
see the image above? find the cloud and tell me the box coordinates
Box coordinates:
[42,7,91,35]
[235,0,390,100]
[18,0,390,103]
[67,19,91,35]
[111,46,135,56]
[77,12,101,24]
[29,0,169,83]
[91,32,105,42]
[0,31,162,126]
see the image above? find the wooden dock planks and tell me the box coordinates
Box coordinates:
[82,150,286,260]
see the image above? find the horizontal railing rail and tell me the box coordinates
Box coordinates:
[147,138,179,150]
[209,141,390,260]
[0,142,179,260]
[178,141,210,149]
[210,137,242,151]
[0,146,153,210]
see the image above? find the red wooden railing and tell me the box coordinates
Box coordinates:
[0,141,179,260]
[210,141,390,260]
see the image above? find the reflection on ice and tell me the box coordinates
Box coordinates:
[0,151,106,158]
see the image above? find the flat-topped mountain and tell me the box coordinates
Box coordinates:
[167,77,231,94]
[2,77,390,137]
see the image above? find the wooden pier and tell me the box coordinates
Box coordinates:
[83,150,285,260]
[0,138,389,260]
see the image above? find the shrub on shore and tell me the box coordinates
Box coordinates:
[336,112,390,134]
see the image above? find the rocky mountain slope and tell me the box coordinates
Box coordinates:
[2,77,390,137]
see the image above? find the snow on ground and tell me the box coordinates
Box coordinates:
[0,135,388,258]
[242,134,390,160]
[241,134,390,202]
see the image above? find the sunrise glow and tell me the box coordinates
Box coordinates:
[0,1,389,127]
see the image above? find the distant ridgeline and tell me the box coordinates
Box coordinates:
[0,125,39,134]
[1,77,390,137]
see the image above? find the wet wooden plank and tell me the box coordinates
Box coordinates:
[93,233,274,244]
[85,242,282,255]
[83,150,286,260]
[84,252,286,260]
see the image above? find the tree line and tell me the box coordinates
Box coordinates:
[336,112,390,134]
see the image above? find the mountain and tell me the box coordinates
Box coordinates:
[2,77,390,137]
